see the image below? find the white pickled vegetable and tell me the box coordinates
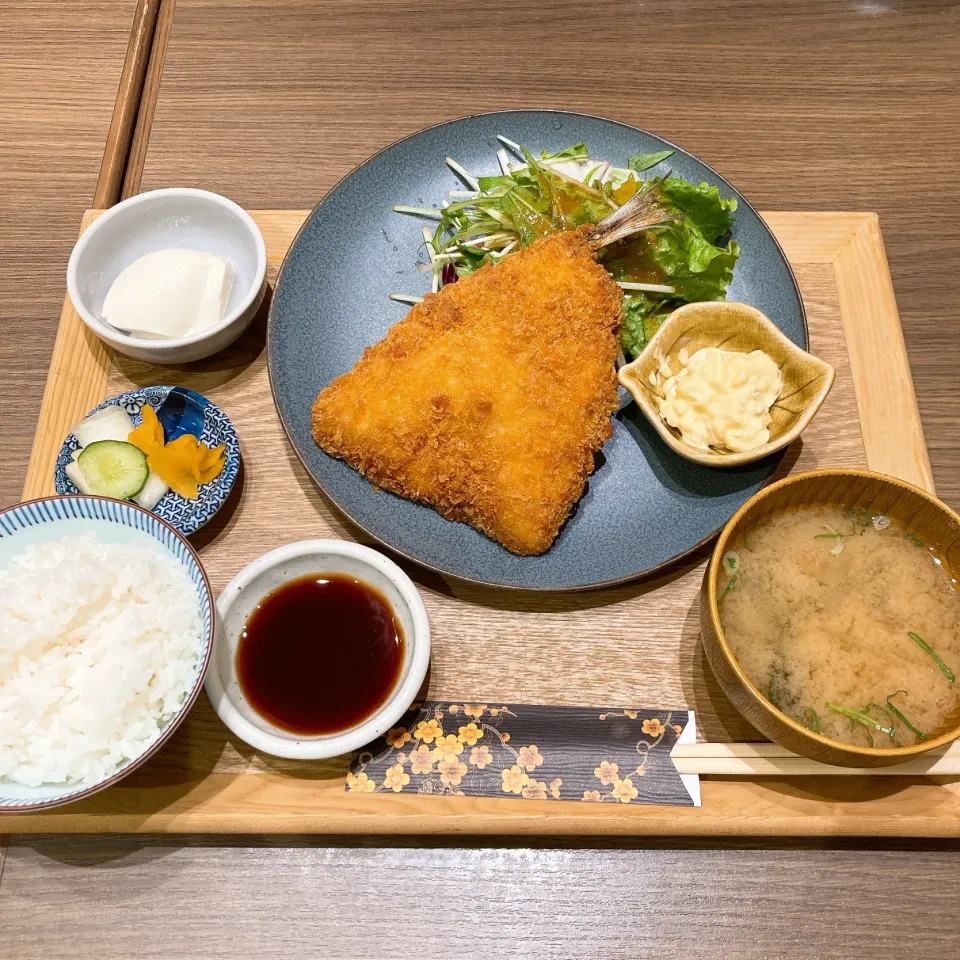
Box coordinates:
[64,461,94,495]
[68,403,170,506]
[71,406,135,447]
[134,472,170,511]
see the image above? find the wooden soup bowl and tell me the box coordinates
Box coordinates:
[700,469,960,767]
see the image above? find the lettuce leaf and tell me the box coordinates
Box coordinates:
[618,179,739,357]
[649,226,739,303]
[540,141,589,161]
[627,150,675,172]
[659,178,737,244]
[614,177,740,328]
[620,294,679,358]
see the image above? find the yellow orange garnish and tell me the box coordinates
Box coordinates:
[149,444,199,499]
[128,403,164,455]
[611,176,639,206]
[194,443,226,484]
[127,403,227,500]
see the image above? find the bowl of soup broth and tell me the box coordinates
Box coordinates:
[700,469,960,767]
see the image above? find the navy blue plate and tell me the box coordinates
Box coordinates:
[55,386,241,537]
[268,111,805,590]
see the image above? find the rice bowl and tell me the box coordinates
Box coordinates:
[1,533,204,786]
[0,496,213,811]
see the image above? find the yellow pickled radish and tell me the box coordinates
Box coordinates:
[148,444,199,500]
[127,403,165,455]
[127,403,227,499]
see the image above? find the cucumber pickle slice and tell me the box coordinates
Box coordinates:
[76,440,149,500]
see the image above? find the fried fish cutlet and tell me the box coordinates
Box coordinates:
[311,190,675,555]
[311,226,622,555]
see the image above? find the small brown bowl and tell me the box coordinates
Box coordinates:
[618,301,835,468]
[700,468,960,767]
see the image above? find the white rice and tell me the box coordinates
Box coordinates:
[0,533,204,787]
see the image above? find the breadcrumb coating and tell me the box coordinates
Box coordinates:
[311,226,622,555]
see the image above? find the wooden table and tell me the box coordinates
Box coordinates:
[0,1,137,509]
[135,0,960,514]
[4,1,960,956]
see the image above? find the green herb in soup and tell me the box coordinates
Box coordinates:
[719,504,960,748]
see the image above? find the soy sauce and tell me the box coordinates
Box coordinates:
[236,573,404,736]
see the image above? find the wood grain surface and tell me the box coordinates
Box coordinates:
[19,213,113,502]
[93,0,163,207]
[3,836,960,960]
[0,0,134,510]
[136,0,960,513]
[12,211,959,837]
[121,0,176,200]
[4,0,960,950]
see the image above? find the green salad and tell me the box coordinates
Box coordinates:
[393,136,740,359]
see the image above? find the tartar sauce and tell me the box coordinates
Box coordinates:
[656,347,782,452]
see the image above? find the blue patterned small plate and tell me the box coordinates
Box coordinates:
[55,386,241,536]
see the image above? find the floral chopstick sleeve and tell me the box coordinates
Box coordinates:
[347,701,698,807]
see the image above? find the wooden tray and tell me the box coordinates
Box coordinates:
[10,210,959,837]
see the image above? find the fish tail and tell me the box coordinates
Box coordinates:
[588,185,676,250]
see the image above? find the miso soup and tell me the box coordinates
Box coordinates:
[719,505,960,747]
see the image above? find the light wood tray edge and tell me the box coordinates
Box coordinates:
[4,768,960,837]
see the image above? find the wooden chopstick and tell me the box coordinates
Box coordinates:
[671,742,960,776]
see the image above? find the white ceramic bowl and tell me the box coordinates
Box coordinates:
[207,540,431,760]
[67,188,267,364]
[0,496,214,812]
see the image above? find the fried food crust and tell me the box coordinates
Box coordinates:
[311,226,622,555]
